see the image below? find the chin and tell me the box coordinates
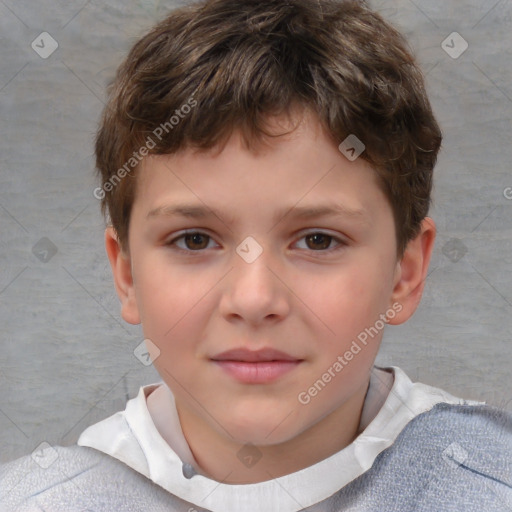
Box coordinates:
[219,406,304,446]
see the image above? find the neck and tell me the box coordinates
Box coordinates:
[175,381,369,484]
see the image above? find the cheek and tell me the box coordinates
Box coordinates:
[137,257,209,316]
[135,262,203,342]
[306,258,390,350]
[136,262,225,369]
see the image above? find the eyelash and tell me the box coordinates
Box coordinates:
[165,230,347,257]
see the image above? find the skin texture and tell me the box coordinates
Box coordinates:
[105,109,436,484]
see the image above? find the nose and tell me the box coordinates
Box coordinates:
[218,241,290,326]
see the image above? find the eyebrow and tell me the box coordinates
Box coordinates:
[147,202,370,227]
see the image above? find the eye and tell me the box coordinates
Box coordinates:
[294,231,345,254]
[167,231,217,252]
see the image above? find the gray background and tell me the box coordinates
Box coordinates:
[0,0,511,463]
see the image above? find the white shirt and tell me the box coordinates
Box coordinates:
[78,366,473,512]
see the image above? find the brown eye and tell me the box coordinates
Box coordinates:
[294,231,346,255]
[182,233,210,250]
[304,233,333,250]
[167,231,216,252]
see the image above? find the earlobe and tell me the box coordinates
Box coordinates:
[104,227,141,325]
[387,217,436,325]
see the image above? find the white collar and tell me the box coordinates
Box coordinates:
[78,366,469,512]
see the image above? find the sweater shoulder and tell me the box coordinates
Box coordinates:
[0,445,185,511]
[398,403,512,482]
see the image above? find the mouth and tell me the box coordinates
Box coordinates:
[211,347,303,384]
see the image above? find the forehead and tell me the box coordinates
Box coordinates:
[133,116,391,236]
[134,109,392,223]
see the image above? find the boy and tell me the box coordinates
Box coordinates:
[1,0,511,510]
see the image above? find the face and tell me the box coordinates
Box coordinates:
[115,111,408,446]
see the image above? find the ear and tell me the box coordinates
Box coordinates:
[104,226,141,325]
[387,217,436,325]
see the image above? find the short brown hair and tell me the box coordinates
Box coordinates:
[95,0,442,258]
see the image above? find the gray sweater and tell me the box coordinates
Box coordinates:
[1,403,511,511]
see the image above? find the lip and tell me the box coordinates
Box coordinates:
[211,348,303,384]
[211,347,300,362]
